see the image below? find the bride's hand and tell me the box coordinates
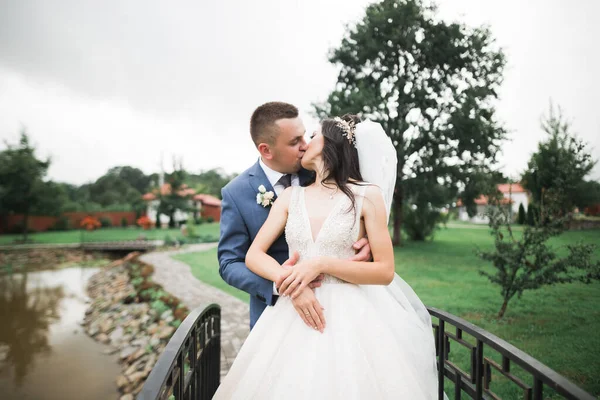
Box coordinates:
[278,259,322,299]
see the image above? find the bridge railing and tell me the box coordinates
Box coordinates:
[137,304,221,400]
[139,304,595,400]
[428,307,595,400]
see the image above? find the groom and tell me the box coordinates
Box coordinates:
[218,102,371,329]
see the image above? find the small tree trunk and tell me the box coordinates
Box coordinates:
[498,298,509,318]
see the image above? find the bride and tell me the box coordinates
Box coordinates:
[213,115,440,399]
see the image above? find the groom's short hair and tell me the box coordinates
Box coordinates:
[250,102,299,146]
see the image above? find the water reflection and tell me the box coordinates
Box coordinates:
[0,272,63,385]
[0,268,119,400]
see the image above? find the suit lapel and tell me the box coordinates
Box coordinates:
[248,160,277,200]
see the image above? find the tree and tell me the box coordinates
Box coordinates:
[107,166,151,195]
[0,131,51,242]
[156,158,194,228]
[314,0,506,244]
[522,103,596,215]
[187,168,237,199]
[526,203,536,226]
[573,180,600,212]
[517,203,526,225]
[478,192,600,318]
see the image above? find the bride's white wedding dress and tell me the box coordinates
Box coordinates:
[213,186,440,399]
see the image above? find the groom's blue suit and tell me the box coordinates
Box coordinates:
[218,160,313,328]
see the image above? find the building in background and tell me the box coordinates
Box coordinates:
[456,183,530,224]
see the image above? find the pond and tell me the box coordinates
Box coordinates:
[0,267,119,399]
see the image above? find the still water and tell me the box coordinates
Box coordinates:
[0,267,119,400]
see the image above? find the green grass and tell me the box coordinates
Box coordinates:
[0,224,221,245]
[173,249,249,302]
[174,226,600,397]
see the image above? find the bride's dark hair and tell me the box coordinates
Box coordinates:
[319,114,365,215]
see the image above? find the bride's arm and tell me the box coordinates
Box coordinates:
[245,187,293,283]
[279,186,395,297]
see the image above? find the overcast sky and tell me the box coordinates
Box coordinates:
[1,0,598,185]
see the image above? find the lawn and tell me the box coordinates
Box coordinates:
[0,224,221,245]
[174,226,600,398]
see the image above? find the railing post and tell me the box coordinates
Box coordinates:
[475,340,483,399]
[438,320,445,400]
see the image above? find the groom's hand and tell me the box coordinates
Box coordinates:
[350,236,372,262]
[291,288,325,333]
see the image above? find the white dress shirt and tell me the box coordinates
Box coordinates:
[258,158,299,295]
[259,158,300,196]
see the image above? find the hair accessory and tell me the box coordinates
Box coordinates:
[333,117,357,148]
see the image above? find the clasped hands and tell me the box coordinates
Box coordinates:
[275,238,371,333]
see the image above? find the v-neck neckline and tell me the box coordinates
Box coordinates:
[300,187,347,245]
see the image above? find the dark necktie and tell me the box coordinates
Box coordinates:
[278,174,292,189]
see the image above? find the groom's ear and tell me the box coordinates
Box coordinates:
[258,143,274,160]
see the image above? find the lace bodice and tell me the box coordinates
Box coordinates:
[285,185,367,284]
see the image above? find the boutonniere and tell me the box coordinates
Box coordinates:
[256,185,275,208]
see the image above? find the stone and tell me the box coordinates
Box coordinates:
[157,326,175,340]
[149,335,160,347]
[116,375,129,389]
[109,326,124,343]
[120,346,138,360]
[128,348,146,363]
[144,354,158,371]
[126,370,149,386]
[160,309,173,321]
[96,333,110,344]
[100,319,113,334]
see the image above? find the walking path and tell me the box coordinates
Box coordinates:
[139,243,249,378]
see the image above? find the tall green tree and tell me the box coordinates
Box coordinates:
[0,131,53,242]
[188,168,237,199]
[107,166,151,194]
[522,103,596,215]
[314,0,506,244]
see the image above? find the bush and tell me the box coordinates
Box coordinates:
[185,217,199,238]
[80,216,101,231]
[163,234,178,246]
[48,215,71,231]
[403,205,440,241]
[99,216,112,227]
[206,216,215,223]
[137,215,153,230]
[517,203,526,225]
[6,222,36,235]
[121,217,128,227]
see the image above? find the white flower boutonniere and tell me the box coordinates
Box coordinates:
[256,185,275,208]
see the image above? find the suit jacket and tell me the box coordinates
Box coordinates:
[218,160,313,328]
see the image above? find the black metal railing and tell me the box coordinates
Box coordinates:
[428,307,595,400]
[138,303,595,400]
[137,304,221,400]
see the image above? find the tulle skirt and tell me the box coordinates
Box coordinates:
[213,274,439,399]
